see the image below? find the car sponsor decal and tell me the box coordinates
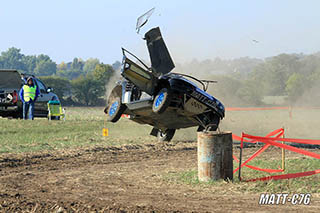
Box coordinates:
[190,90,219,112]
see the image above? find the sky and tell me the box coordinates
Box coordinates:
[1,0,320,64]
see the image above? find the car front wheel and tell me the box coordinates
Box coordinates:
[152,88,171,114]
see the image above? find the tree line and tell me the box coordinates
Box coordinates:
[0,47,120,106]
[175,53,320,106]
[1,47,320,107]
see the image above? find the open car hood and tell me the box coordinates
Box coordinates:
[145,27,175,75]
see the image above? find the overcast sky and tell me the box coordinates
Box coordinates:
[1,0,320,64]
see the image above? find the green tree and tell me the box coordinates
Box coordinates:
[56,58,86,80]
[57,61,67,71]
[34,54,57,76]
[252,54,301,96]
[91,63,115,96]
[34,60,57,76]
[83,58,100,74]
[236,80,263,105]
[56,69,84,80]
[299,55,320,76]
[285,73,307,103]
[22,55,37,74]
[39,76,71,100]
[71,75,103,105]
[92,63,114,83]
[0,47,27,71]
[268,54,301,95]
[71,58,84,71]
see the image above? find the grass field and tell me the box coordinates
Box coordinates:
[1,107,320,196]
[0,107,153,153]
[1,107,320,153]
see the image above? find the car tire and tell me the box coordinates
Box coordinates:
[197,115,220,132]
[157,129,176,142]
[12,110,23,119]
[106,97,126,123]
[197,126,205,132]
[207,116,220,131]
[152,88,171,114]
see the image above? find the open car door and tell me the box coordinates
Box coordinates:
[145,27,175,75]
[121,27,174,95]
[121,49,158,95]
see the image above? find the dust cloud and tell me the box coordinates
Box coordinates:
[104,67,122,107]
[294,83,320,107]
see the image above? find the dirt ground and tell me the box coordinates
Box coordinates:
[0,141,319,212]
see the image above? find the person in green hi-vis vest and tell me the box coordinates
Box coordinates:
[19,77,40,120]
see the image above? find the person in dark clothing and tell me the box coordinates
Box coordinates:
[19,77,40,120]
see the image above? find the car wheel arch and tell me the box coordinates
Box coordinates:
[154,79,170,95]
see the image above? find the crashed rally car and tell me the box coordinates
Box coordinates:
[104,27,225,142]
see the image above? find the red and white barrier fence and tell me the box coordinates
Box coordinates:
[232,128,320,182]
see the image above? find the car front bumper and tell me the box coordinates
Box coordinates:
[0,105,19,112]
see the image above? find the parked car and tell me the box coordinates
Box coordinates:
[0,69,60,118]
[104,27,225,142]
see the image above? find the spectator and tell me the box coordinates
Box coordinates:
[19,77,40,120]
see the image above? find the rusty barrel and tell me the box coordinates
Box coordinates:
[197,131,233,182]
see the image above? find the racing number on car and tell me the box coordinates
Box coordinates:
[185,98,206,114]
[191,101,203,110]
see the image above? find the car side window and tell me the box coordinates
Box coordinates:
[35,79,47,93]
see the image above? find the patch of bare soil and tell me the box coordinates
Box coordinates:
[0,142,319,212]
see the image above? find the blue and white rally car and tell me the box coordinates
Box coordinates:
[105,27,225,142]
